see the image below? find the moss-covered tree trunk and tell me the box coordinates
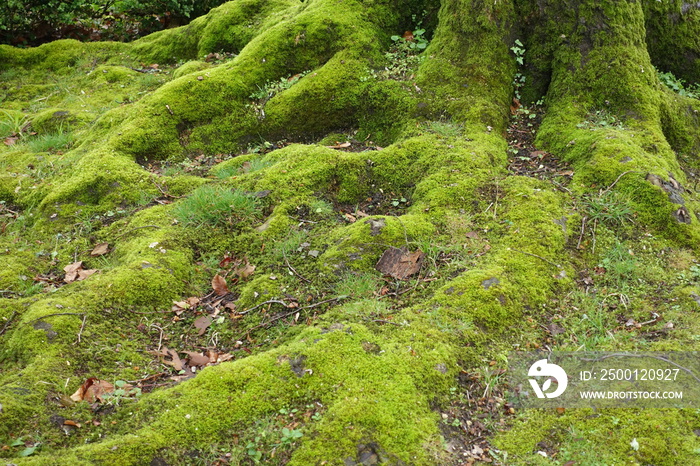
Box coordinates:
[1,0,700,464]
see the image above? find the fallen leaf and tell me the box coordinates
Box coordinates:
[212,274,230,296]
[465,231,479,239]
[70,378,115,403]
[194,315,212,336]
[326,142,351,149]
[63,261,84,283]
[90,242,109,256]
[186,296,200,307]
[77,269,97,280]
[234,259,255,280]
[63,420,81,428]
[375,247,425,280]
[224,302,236,311]
[4,136,19,146]
[183,351,210,367]
[150,347,184,371]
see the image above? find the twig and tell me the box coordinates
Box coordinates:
[242,296,349,334]
[371,319,403,326]
[239,299,288,315]
[551,180,573,194]
[600,170,639,196]
[29,312,84,324]
[75,314,87,344]
[283,251,310,283]
[577,216,587,249]
[114,225,161,241]
[150,324,165,351]
[509,248,561,269]
[0,310,18,336]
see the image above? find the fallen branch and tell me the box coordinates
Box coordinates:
[75,314,87,345]
[0,310,18,337]
[600,170,640,196]
[114,225,161,241]
[241,296,349,335]
[509,248,561,269]
[283,251,310,283]
[239,299,288,316]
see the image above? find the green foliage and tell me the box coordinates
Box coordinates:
[511,39,526,100]
[0,0,228,45]
[582,191,634,226]
[250,72,310,101]
[658,70,700,99]
[173,185,261,228]
[576,109,626,130]
[0,109,28,138]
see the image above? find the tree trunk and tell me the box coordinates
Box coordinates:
[1,0,699,464]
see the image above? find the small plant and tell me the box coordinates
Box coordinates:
[582,191,633,226]
[250,71,310,101]
[309,199,334,216]
[370,15,430,81]
[173,185,261,228]
[423,120,463,138]
[0,109,29,138]
[101,380,142,406]
[577,109,625,130]
[279,427,303,445]
[511,39,526,100]
[25,128,74,153]
[658,70,700,99]
[335,271,380,298]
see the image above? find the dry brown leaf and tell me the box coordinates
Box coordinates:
[194,315,212,336]
[183,351,210,367]
[70,378,115,403]
[234,260,255,280]
[90,242,109,256]
[63,261,84,283]
[375,247,425,280]
[63,420,81,428]
[77,269,97,280]
[212,274,230,296]
[150,347,184,371]
[3,136,18,146]
[465,231,479,239]
[186,296,200,307]
[326,142,351,149]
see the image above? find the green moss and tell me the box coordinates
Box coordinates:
[171,60,213,80]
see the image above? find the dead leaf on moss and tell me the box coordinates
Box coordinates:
[77,269,97,280]
[326,142,351,149]
[149,347,184,371]
[375,247,424,280]
[63,261,83,283]
[194,315,212,336]
[212,274,230,296]
[90,242,109,256]
[183,351,210,367]
[234,259,255,280]
[70,378,115,403]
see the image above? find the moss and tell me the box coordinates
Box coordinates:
[171,60,213,80]
[30,108,93,134]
